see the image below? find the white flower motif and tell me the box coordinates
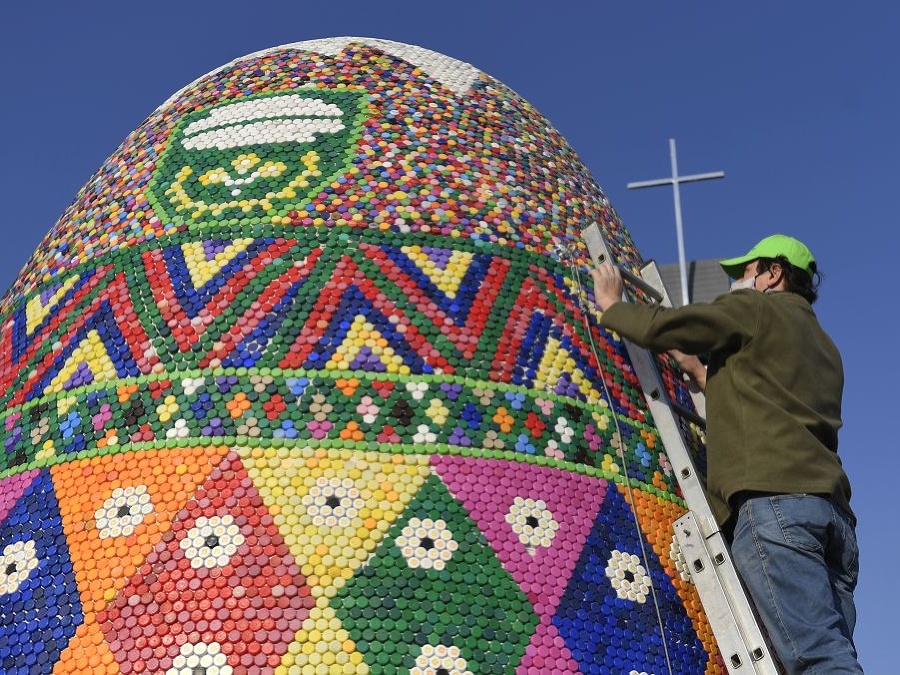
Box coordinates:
[181,377,205,396]
[180,515,245,569]
[505,496,560,554]
[413,424,437,443]
[670,539,692,583]
[554,417,574,444]
[411,643,473,675]
[166,418,190,439]
[605,549,652,603]
[95,485,154,538]
[406,381,429,400]
[166,640,233,675]
[396,518,458,571]
[0,540,39,595]
[301,476,365,526]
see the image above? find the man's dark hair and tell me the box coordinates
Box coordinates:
[757,256,821,304]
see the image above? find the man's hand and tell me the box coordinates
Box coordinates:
[590,262,624,311]
[668,349,707,392]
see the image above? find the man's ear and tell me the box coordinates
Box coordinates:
[765,263,785,290]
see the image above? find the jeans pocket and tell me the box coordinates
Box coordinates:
[770,494,829,554]
[833,505,860,582]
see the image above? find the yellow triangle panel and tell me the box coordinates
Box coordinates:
[25,274,80,335]
[325,314,404,372]
[181,238,253,289]
[406,246,473,297]
[48,330,117,392]
[238,445,431,598]
[536,335,604,403]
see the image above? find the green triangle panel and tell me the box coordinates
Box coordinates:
[331,473,539,673]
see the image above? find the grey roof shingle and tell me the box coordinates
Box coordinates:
[658,260,730,307]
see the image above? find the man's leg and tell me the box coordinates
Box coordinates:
[730,494,862,674]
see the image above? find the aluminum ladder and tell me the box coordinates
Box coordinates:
[582,223,780,674]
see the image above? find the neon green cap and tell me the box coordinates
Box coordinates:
[719,234,816,279]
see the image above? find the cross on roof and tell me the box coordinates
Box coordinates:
[628,138,724,306]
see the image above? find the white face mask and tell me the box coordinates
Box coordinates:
[730,275,757,292]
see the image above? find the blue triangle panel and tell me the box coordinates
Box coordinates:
[553,487,706,674]
[0,471,82,674]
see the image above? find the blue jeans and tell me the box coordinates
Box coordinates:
[730,494,862,674]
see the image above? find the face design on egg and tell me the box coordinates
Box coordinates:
[149,88,368,224]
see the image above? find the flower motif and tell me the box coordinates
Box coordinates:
[309,394,333,415]
[658,452,672,477]
[426,399,450,425]
[535,397,554,415]
[165,640,232,675]
[182,377,206,396]
[543,439,565,459]
[670,539,692,582]
[440,382,462,401]
[156,395,180,423]
[91,405,112,431]
[514,434,536,454]
[406,381,429,400]
[0,540,39,595]
[179,514,245,569]
[396,517,458,571]
[231,153,260,174]
[274,420,298,439]
[592,410,610,431]
[605,549,652,603]
[411,643,473,675]
[166,418,190,439]
[483,429,504,450]
[472,386,494,405]
[301,476,365,526]
[286,377,309,397]
[357,396,379,424]
[307,419,333,440]
[505,496,559,553]
[554,417,575,444]
[413,424,437,443]
[504,391,526,410]
[95,484,154,538]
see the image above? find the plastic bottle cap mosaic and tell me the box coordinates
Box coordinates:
[0,37,721,674]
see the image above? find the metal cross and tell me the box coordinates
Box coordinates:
[627,138,724,306]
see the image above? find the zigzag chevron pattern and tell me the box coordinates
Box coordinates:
[7,271,159,406]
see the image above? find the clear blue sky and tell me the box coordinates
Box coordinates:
[2,1,897,670]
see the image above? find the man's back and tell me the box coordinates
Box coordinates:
[703,289,850,524]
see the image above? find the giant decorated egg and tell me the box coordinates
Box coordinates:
[0,38,721,674]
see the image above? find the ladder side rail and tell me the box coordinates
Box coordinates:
[674,513,780,673]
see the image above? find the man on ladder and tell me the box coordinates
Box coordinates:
[591,234,863,674]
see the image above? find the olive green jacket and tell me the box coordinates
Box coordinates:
[600,289,852,526]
